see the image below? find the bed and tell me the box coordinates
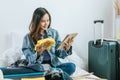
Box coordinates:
[0,32,102,80]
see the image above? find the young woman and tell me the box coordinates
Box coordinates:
[0,8,76,79]
[22,7,76,75]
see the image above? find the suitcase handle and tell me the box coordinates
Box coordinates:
[94,20,104,45]
[94,20,104,24]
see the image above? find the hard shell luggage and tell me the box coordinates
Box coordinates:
[88,20,120,80]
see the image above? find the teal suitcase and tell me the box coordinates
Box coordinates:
[88,20,119,80]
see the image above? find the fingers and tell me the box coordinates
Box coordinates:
[63,38,74,51]
[37,46,46,55]
[37,46,44,52]
[67,38,74,46]
[36,43,50,55]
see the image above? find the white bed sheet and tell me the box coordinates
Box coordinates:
[71,67,103,80]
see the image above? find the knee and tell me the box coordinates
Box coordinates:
[68,63,76,75]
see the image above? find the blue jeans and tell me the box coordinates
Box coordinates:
[56,62,76,75]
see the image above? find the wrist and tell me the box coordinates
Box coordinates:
[64,46,71,52]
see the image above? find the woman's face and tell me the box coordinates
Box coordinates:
[39,13,50,31]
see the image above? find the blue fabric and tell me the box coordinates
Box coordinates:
[56,62,76,75]
[4,72,44,78]
[42,50,51,62]
[22,28,72,67]
[1,67,73,80]
[0,66,44,75]
[0,67,44,78]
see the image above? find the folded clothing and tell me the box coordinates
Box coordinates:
[1,68,73,80]
[21,77,45,80]
[34,38,55,51]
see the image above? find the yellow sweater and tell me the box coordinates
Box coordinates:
[34,38,55,51]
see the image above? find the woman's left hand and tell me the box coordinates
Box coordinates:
[63,38,74,52]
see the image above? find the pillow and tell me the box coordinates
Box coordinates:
[0,32,26,67]
[0,47,25,67]
[10,32,26,48]
[59,50,85,69]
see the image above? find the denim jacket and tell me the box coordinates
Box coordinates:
[22,28,72,67]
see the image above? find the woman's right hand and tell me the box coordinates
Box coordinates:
[36,43,49,56]
[37,46,46,56]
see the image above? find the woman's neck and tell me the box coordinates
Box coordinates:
[40,30,45,35]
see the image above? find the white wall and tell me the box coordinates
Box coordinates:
[0,0,113,69]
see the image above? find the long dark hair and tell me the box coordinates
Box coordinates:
[29,7,51,44]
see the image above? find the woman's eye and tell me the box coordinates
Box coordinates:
[41,20,49,22]
[41,20,45,22]
[47,20,49,22]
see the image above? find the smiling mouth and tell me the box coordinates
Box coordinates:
[44,25,49,28]
[44,26,47,28]
[43,26,48,29]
